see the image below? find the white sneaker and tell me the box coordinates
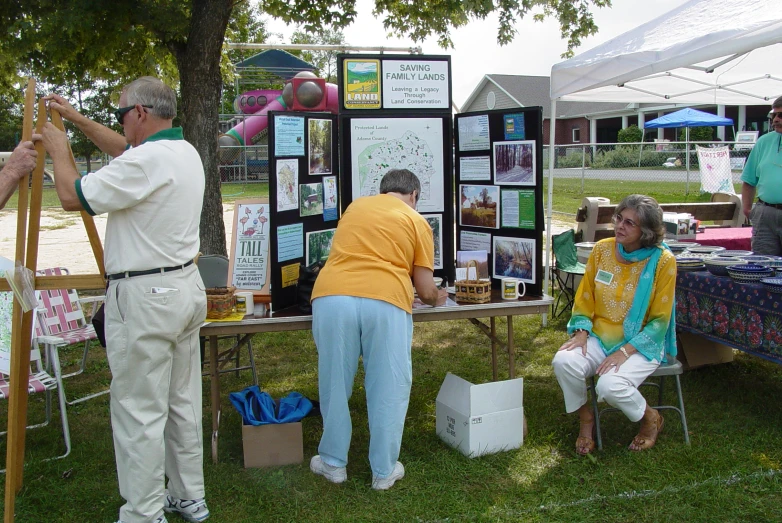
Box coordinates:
[163,490,210,522]
[372,461,405,490]
[116,517,167,523]
[310,455,347,484]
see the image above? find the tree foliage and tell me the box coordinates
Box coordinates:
[678,126,715,142]
[617,124,643,143]
[290,29,347,83]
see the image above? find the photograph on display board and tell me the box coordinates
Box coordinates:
[306,228,337,266]
[275,159,299,212]
[322,175,338,221]
[456,250,489,280]
[421,214,443,270]
[227,199,271,295]
[350,117,445,213]
[299,183,324,217]
[493,140,536,185]
[459,184,499,229]
[493,236,536,284]
[308,119,333,175]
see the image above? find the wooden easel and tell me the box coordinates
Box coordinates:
[2,78,106,523]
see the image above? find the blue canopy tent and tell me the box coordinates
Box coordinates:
[644,108,734,193]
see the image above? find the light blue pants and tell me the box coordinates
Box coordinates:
[312,296,413,478]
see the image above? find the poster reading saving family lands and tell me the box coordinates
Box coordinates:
[228,199,271,295]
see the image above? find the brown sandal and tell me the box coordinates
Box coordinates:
[629,412,664,451]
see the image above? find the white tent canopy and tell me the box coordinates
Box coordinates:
[543,0,782,315]
[550,0,782,105]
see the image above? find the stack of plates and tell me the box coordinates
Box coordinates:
[717,250,753,258]
[676,256,706,272]
[704,256,747,276]
[760,277,782,294]
[726,264,775,283]
[764,256,782,269]
[739,255,774,266]
[684,246,726,257]
[668,242,697,254]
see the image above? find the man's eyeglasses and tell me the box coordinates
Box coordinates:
[113,104,153,124]
[612,213,639,229]
[768,111,782,120]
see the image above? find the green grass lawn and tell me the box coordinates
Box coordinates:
[2,179,775,522]
[2,313,782,522]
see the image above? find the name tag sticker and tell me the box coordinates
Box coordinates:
[595,270,614,285]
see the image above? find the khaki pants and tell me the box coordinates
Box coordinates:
[105,264,207,523]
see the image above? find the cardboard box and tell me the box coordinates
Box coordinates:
[435,373,524,458]
[664,213,697,240]
[241,421,303,468]
[677,331,734,369]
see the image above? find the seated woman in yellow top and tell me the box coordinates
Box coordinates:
[552,194,676,455]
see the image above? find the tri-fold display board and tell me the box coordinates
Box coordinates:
[263,54,543,313]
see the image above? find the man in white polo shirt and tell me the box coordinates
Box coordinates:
[39,77,209,523]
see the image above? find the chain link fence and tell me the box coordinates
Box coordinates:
[544,141,750,194]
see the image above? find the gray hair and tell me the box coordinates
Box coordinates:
[379,169,421,201]
[773,95,782,109]
[124,76,177,119]
[615,194,666,248]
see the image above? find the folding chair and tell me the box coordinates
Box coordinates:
[551,229,586,318]
[0,292,71,468]
[197,255,258,385]
[589,359,690,450]
[34,267,107,405]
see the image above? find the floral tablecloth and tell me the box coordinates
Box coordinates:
[675,270,782,364]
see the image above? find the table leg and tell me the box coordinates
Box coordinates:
[209,335,220,463]
[507,315,515,379]
[491,316,497,381]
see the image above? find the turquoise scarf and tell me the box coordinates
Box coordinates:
[615,242,677,362]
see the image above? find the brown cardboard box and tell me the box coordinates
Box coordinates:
[677,331,734,369]
[241,422,303,468]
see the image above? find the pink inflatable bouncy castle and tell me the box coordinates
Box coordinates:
[219,73,339,151]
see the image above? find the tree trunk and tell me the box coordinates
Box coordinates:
[175,0,233,256]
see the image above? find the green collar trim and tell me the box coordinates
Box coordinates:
[143,127,184,143]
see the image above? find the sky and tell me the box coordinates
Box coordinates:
[264,0,690,109]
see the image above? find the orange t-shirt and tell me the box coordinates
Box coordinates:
[311,194,435,313]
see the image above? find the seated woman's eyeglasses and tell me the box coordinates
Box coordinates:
[612,213,639,229]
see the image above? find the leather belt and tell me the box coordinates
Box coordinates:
[106,259,194,281]
[758,199,782,210]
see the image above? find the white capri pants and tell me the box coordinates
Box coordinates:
[552,335,660,422]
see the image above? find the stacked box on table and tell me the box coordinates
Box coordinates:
[241,421,303,468]
[435,372,524,458]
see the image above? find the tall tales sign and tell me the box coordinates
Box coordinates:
[382,60,449,109]
[228,199,271,295]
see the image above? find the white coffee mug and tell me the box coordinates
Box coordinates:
[501,278,526,300]
[235,291,254,315]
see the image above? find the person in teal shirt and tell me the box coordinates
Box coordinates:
[741,96,782,255]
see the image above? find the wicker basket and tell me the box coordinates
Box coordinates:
[206,286,236,319]
[455,260,492,303]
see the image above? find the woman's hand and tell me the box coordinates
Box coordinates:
[596,351,629,375]
[558,331,588,356]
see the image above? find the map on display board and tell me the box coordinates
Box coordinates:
[350,117,444,212]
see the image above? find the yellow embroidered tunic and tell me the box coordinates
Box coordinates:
[569,238,677,362]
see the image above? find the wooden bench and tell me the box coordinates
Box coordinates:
[575,195,746,242]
